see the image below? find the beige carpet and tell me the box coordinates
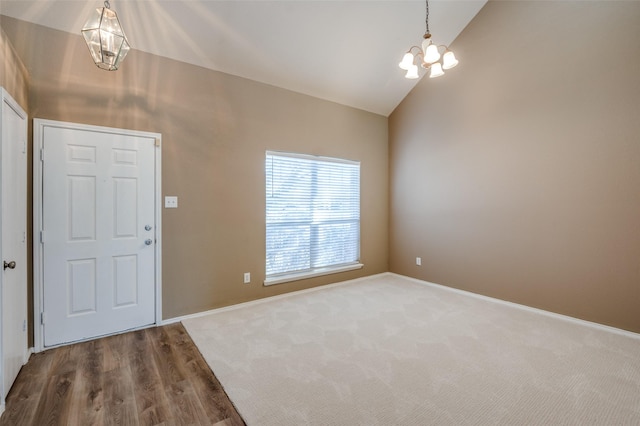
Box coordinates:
[182,273,640,425]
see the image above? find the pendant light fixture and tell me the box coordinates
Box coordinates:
[81,0,130,71]
[398,0,458,79]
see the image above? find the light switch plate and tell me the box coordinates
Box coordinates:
[165,196,178,208]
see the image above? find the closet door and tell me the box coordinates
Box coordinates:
[0,88,28,403]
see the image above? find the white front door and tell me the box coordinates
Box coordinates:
[0,88,28,403]
[40,122,158,347]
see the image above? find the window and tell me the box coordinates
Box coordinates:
[265,151,362,285]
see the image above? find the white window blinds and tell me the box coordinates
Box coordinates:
[266,151,360,278]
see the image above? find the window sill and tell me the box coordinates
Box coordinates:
[263,263,364,286]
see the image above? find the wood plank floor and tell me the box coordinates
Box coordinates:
[0,323,245,426]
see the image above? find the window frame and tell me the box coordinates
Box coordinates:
[264,151,363,286]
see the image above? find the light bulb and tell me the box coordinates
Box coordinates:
[399,52,414,70]
[442,51,459,70]
[405,64,419,79]
[424,43,441,64]
[429,62,444,78]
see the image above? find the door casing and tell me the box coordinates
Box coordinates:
[0,87,28,412]
[33,119,163,352]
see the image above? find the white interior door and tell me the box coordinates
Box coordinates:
[41,123,158,347]
[0,88,28,403]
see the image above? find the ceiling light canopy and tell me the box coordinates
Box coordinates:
[81,0,130,71]
[398,0,458,80]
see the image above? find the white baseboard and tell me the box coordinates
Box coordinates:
[25,346,34,363]
[393,272,640,341]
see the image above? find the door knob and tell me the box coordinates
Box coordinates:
[145,239,153,246]
[145,225,152,231]
[3,261,16,270]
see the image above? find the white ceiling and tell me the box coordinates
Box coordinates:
[1,0,486,116]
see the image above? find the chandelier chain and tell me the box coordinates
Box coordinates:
[425,0,430,35]
[104,0,111,9]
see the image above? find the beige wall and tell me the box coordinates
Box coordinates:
[390,1,640,332]
[1,17,388,324]
[0,24,28,109]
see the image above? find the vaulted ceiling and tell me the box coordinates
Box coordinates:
[1,0,487,116]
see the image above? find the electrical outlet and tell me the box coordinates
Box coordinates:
[416,257,422,266]
[164,196,178,208]
[243,272,251,284]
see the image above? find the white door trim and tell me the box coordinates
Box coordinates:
[33,119,162,352]
[1,87,28,414]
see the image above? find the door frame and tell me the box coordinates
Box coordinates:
[33,119,162,352]
[1,87,28,412]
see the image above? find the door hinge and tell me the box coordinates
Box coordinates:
[22,139,27,154]
[40,230,45,243]
[155,138,160,147]
[40,312,46,325]
[40,148,45,162]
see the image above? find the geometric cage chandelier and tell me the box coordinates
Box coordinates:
[398,0,458,79]
[81,0,131,71]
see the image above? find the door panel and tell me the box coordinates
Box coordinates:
[1,89,28,402]
[68,175,96,240]
[67,259,97,315]
[42,126,156,347]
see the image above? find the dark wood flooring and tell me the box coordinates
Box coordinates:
[0,323,245,426]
